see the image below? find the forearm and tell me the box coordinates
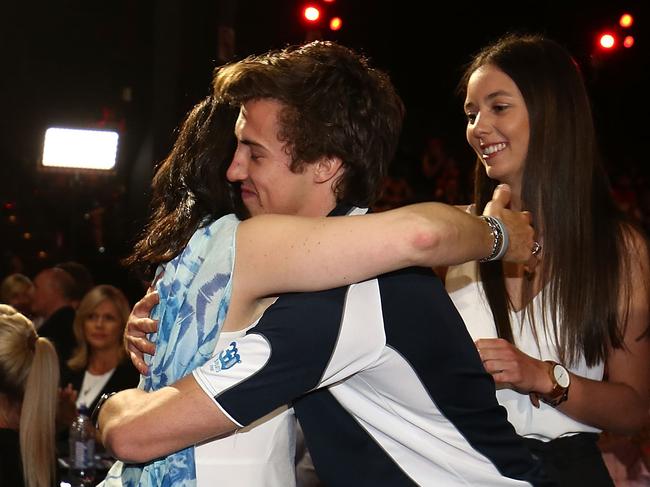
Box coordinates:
[99,375,236,462]
[400,203,493,267]
[401,185,534,267]
[557,374,649,434]
[236,203,496,299]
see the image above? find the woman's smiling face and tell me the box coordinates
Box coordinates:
[464,64,530,191]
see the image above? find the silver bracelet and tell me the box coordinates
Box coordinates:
[479,216,508,262]
[92,391,117,430]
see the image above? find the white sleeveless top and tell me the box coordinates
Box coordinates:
[195,325,297,487]
[446,260,603,441]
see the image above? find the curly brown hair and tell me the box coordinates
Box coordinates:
[213,41,405,207]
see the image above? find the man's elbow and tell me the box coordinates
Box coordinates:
[406,213,446,264]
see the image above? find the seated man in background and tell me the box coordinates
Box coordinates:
[31,266,78,364]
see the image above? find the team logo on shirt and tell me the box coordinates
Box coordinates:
[208,341,241,373]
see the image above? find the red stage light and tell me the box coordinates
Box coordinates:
[599,33,616,50]
[620,13,634,28]
[329,17,342,31]
[303,6,321,22]
[623,35,635,48]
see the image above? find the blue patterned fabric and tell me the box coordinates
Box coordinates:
[101,214,239,487]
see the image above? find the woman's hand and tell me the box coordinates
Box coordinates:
[475,338,552,395]
[124,289,160,375]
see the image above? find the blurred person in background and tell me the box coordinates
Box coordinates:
[59,285,139,424]
[0,273,34,317]
[0,304,59,487]
[55,261,95,309]
[31,266,78,363]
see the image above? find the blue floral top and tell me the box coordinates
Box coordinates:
[101,214,239,487]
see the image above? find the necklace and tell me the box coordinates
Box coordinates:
[77,368,115,408]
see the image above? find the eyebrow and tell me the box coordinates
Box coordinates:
[464,90,515,110]
[239,139,268,153]
[234,123,267,151]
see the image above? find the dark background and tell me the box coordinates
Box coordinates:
[1,0,647,301]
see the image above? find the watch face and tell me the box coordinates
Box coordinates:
[553,365,570,388]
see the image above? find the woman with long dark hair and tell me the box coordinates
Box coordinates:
[447,34,650,485]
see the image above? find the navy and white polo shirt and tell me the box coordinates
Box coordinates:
[193,207,553,486]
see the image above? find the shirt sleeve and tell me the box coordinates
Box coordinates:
[193,280,385,427]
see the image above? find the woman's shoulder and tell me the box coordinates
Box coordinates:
[619,221,649,254]
[205,213,240,233]
[615,222,650,282]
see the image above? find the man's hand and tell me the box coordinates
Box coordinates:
[483,184,538,269]
[124,290,159,375]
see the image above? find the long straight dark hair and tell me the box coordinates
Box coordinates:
[460,34,647,366]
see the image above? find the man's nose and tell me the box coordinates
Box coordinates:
[226,149,248,182]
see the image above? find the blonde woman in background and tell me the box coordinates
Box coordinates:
[59,285,139,421]
[0,304,59,487]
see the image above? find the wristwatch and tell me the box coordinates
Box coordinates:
[92,392,117,430]
[539,361,570,407]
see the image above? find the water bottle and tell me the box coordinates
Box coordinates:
[68,404,96,486]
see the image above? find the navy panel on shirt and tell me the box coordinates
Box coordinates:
[295,388,419,486]
[377,267,552,486]
[216,286,348,426]
[207,265,554,486]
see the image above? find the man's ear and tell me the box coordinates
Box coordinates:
[313,156,343,183]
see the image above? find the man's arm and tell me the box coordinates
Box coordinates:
[233,184,534,301]
[125,184,533,371]
[99,374,235,463]
[111,284,366,462]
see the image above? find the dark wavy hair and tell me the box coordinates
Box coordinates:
[459,34,649,366]
[213,41,405,207]
[125,96,239,276]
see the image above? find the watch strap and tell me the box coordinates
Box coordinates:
[539,361,569,407]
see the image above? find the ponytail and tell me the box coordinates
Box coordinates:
[20,336,59,487]
[0,305,59,487]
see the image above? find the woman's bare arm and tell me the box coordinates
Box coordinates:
[555,227,650,433]
[477,225,650,434]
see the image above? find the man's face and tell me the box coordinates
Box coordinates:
[226,99,319,217]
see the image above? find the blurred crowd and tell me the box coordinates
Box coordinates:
[1,133,649,486]
[0,261,139,485]
[374,136,650,241]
